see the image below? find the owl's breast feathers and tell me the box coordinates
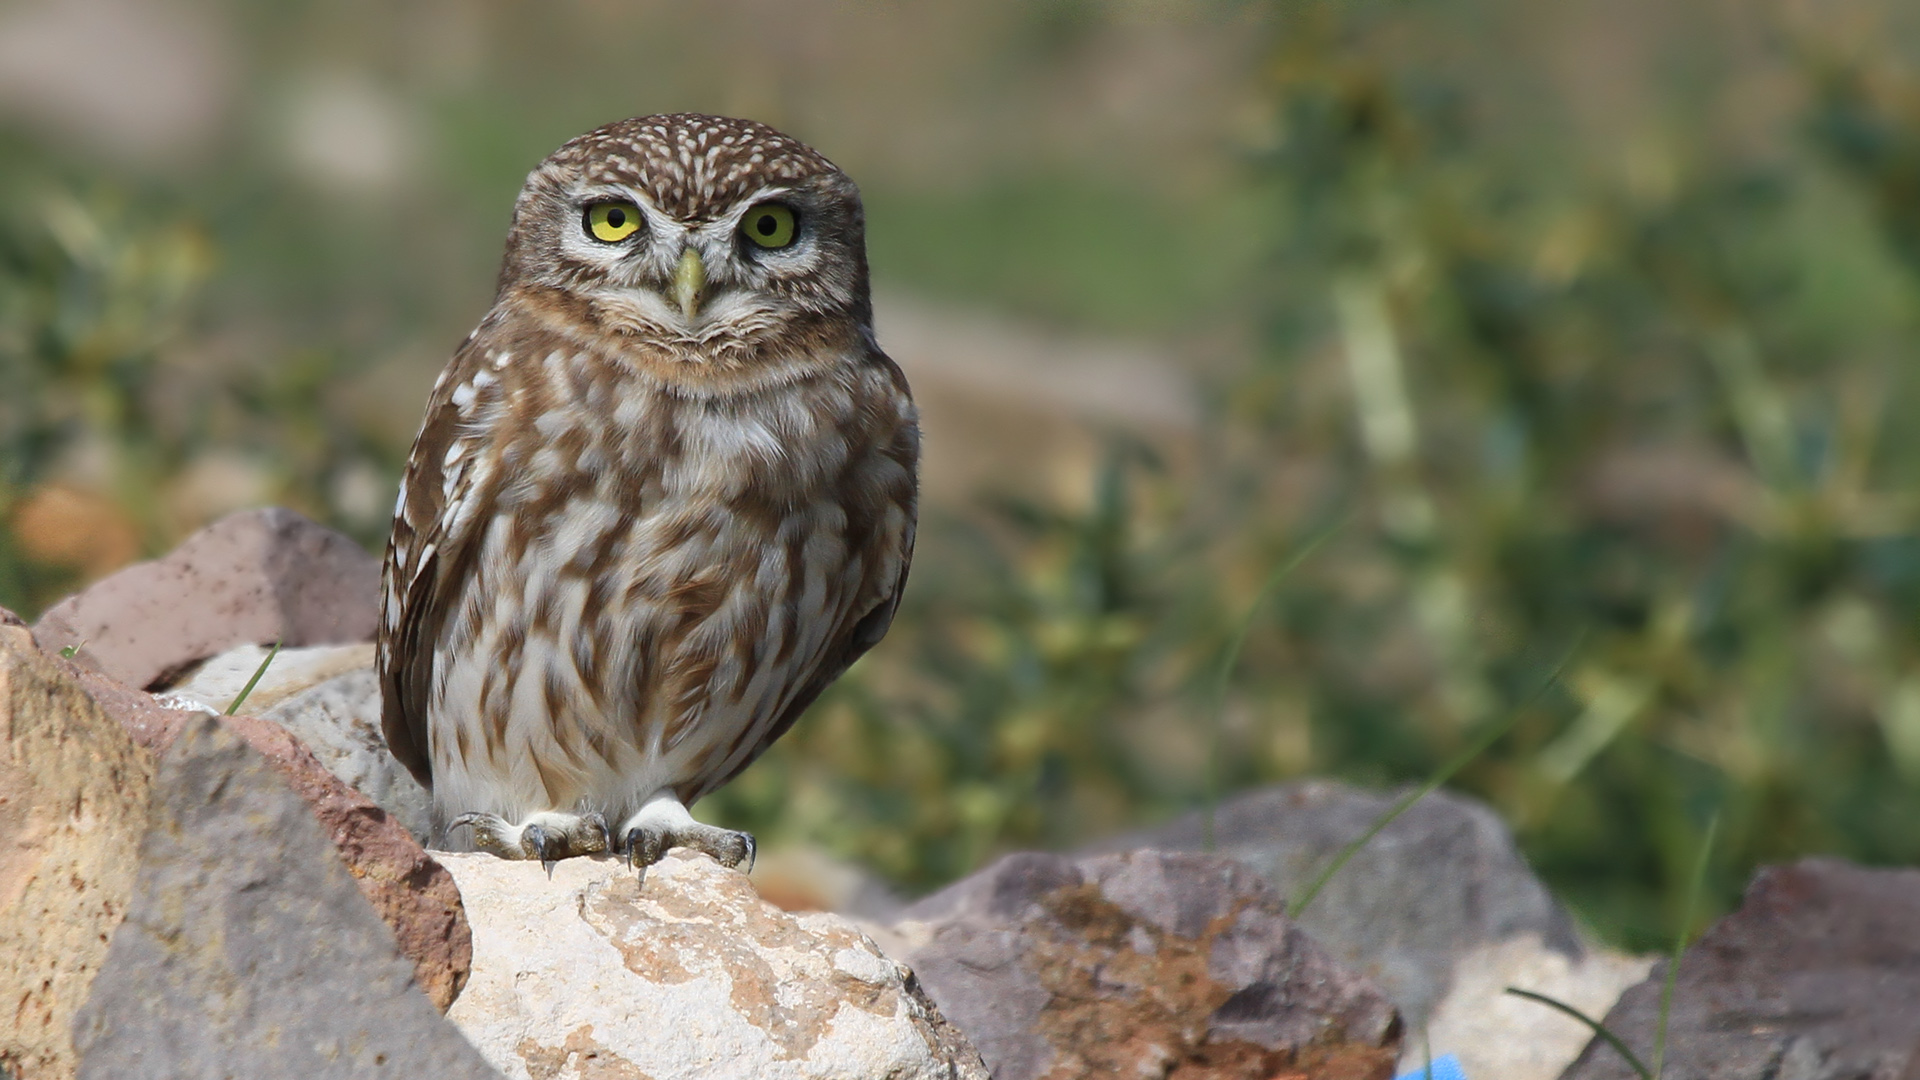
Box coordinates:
[377,299,917,810]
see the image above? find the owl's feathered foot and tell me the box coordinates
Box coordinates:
[451,810,611,876]
[618,798,756,876]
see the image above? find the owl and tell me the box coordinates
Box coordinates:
[377,114,918,874]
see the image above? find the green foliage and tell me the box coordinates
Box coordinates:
[0,176,211,612]
[225,641,283,716]
[722,5,1920,950]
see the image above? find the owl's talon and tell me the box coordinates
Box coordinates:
[524,824,560,877]
[450,810,610,868]
[584,811,612,854]
[449,811,517,858]
[623,826,666,873]
[617,812,754,873]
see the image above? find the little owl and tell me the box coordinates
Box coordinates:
[377,114,918,873]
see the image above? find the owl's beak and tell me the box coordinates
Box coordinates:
[673,247,706,323]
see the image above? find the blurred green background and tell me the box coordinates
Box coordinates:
[4,0,1920,950]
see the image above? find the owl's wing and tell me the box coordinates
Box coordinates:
[697,531,915,803]
[377,332,504,789]
[695,375,920,801]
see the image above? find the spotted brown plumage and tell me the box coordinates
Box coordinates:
[377,114,918,872]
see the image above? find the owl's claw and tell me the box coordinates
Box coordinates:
[619,819,756,875]
[524,823,558,877]
[450,810,610,870]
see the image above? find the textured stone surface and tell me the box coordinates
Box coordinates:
[442,849,989,1080]
[886,849,1402,1080]
[1423,935,1651,1080]
[1102,780,1587,1033]
[167,643,434,843]
[167,640,376,715]
[1561,858,1920,1080]
[51,652,470,1011]
[33,506,380,689]
[0,611,153,1080]
[72,715,499,1079]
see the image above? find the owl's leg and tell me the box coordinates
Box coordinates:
[450,810,611,875]
[618,797,756,875]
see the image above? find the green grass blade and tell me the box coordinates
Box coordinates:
[1504,988,1653,1080]
[1654,810,1719,1079]
[1202,515,1347,851]
[1288,632,1582,919]
[225,640,282,715]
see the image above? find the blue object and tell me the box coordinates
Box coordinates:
[1394,1054,1467,1080]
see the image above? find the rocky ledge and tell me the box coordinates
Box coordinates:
[444,850,985,1080]
[8,507,1920,1080]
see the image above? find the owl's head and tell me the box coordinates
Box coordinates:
[497,114,871,370]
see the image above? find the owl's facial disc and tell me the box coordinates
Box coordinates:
[563,184,840,340]
[503,119,870,371]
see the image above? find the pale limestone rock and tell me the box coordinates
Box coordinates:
[441,850,989,1080]
[1417,933,1654,1080]
[166,641,373,714]
[0,617,153,1080]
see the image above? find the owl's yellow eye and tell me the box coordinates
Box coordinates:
[585,201,642,243]
[740,203,797,249]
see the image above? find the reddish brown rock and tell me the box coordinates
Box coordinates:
[889,850,1403,1080]
[32,507,380,689]
[40,640,470,1013]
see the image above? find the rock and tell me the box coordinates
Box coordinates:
[1560,857,1920,1080]
[441,849,989,1080]
[165,640,377,714]
[165,643,435,843]
[886,849,1403,1080]
[71,714,500,1079]
[0,610,153,1080]
[1103,782,1653,1078]
[48,650,470,1012]
[1422,935,1651,1080]
[33,506,380,689]
[1101,782,1597,1036]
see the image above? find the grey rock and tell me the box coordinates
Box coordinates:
[257,665,436,843]
[1560,857,1920,1080]
[1099,780,1585,1028]
[889,849,1402,1080]
[71,713,498,1079]
[167,644,434,844]
[34,507,380,689]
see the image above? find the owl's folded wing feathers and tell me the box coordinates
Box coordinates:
[378,334,503,789]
